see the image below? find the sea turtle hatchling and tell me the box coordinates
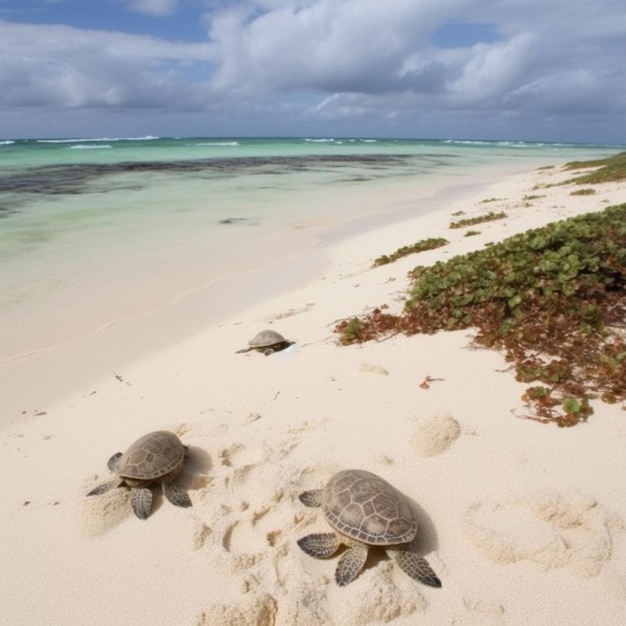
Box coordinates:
[87,430,192,520]
[297,469,441,587]
[236,329,294,356]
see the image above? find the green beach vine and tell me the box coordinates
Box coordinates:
[335,154,626,427]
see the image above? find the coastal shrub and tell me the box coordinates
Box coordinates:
[373,237,449,267]
[480,197,502,203]
[562,151,626,184]
[570,188,596,196]
[449,211,507,229]
[336,202,626,427]
[464,230,481,237]
[339,317,366,343]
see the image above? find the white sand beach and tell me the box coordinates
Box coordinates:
[1,162,626,625]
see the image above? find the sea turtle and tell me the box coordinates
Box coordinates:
[236,329,294,356]
[297,469,441,587]
[87,430,192,520]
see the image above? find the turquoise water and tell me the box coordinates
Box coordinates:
[0,136,623,360]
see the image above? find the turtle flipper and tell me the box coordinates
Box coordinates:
[387,548,442,588]
[130,487,153,520]
[297,532,341,558]
[107,452,123,472]
[162,482,192,508]
[298,489,323,508]
[335,544,368,586]
[265,341,294,355]
[87,478,123,497]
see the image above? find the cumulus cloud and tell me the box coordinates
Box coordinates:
[448,33,536,105]
[200,0,626,120]
[205,0,464,93]
[0,0,625,139]
[0,20,214,109]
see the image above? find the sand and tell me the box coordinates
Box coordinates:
[1,162,626,625]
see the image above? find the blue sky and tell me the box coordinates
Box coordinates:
[1,0,625,142]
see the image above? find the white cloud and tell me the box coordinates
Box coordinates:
[205,0,467,93]
[199,0,626,125]
[0,20,214,109]
[0,0,625,140]
[448,32,535,105]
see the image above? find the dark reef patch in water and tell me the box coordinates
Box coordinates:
[218,217,251,225]
[0,154,414,196]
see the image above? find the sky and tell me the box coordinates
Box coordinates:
[0,0,625,142]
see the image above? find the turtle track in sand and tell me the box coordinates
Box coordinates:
[188,420,434,624]
[463,488,626,598]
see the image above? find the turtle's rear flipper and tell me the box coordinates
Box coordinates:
[130,486,153,520]
[87,479,123,497]
[387,549,442,588]
[335,544,368,586]
[162,483,192,508]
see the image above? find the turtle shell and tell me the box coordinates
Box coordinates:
[248,329,289,348]
[115,430,186,481]
[321,469,417,546]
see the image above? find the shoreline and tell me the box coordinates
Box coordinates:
[0,160,534,421]
[1,159,626,625]
[1,146,606,367]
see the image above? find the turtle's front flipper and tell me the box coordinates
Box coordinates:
[107,452,123,472]
[387,548,442,588]
[87,478,123,497]
[265,341,294,356]
[162,482,192,508]
[335,543,368,586]
[130,487,153,520]
[297,532,341,558]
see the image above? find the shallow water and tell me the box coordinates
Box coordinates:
[0,137,622,360]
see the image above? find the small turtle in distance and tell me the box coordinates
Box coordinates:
[297,469,441,587]
[236,329,294,356]
[87,430,192,520]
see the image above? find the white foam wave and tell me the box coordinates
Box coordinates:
[0,140,16,145]
[305,138,377,145]
[37,136,159,144]
[442,139,575,149]
[69,144,112,150]
[443,139,492,145]
[194,141,240,146]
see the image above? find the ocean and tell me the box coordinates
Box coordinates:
[0,136,623,361]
